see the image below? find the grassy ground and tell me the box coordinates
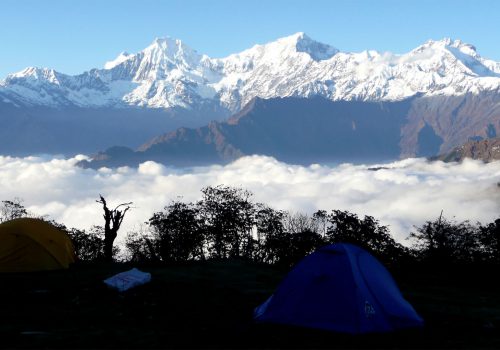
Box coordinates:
[1,260,499,349]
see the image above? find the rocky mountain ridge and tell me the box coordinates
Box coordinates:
[77,96,422,168]
[433,137,500,162]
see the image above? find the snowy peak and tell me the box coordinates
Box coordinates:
[408,37,499,77]
[292,32,339,60]
[410,37,478,60]
[244,32,339,61]
[275,32,338,54]
[104,52,133,69]
[7,67,58,81]
[2,67,65,90]
[1,33,500,110]
[123,36,204,81]
[421,37,477,54]
[143,36,201,67]
[145,37,200,62]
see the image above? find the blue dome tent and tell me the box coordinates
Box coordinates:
[254,243,423,334]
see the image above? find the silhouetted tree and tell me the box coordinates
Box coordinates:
[0,198,29,222]
[48,221,114,262]
[287,229,325,266]
[322,209,406,264]
[255,205,288,264]
[255,208,325,266]
[410,213,482,264]
[479,218,500,263]
[149,201,205,262]
[197,186,256,259]
[125,226,161,263]
[283,211,317,235]
[275,211,326,266]
[312,209,328,238]
[97,195,132,262]
[67,226,111,262]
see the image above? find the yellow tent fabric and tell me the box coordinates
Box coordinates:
[0,218,76,273]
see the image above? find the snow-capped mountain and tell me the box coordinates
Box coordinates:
[2,32,500,112]
[3,32,500,160]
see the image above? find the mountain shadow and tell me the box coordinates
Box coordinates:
[0,102,230,156]
[416,124,443,157]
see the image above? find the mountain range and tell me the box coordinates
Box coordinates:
[1,33,500,164]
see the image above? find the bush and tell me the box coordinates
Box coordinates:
[479,218,500,263]
[321,210,408,264]
[148,201,205,262]
[410,216,482,264]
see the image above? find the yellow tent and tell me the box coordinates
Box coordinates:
[0,218,76,273]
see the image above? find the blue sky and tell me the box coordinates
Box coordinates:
[1,0,499,78]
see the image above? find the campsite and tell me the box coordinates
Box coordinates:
[1,194,500,349]
[1,257,500,348]
[0,260,500,349]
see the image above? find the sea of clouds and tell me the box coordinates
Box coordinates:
[1,154,500,244]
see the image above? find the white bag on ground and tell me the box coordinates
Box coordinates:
[104,268,151,292]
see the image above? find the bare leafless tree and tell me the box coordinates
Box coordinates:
[97,195,132,262]
[283,211,316,234]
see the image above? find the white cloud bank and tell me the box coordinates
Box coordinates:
[1,154,500,243]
